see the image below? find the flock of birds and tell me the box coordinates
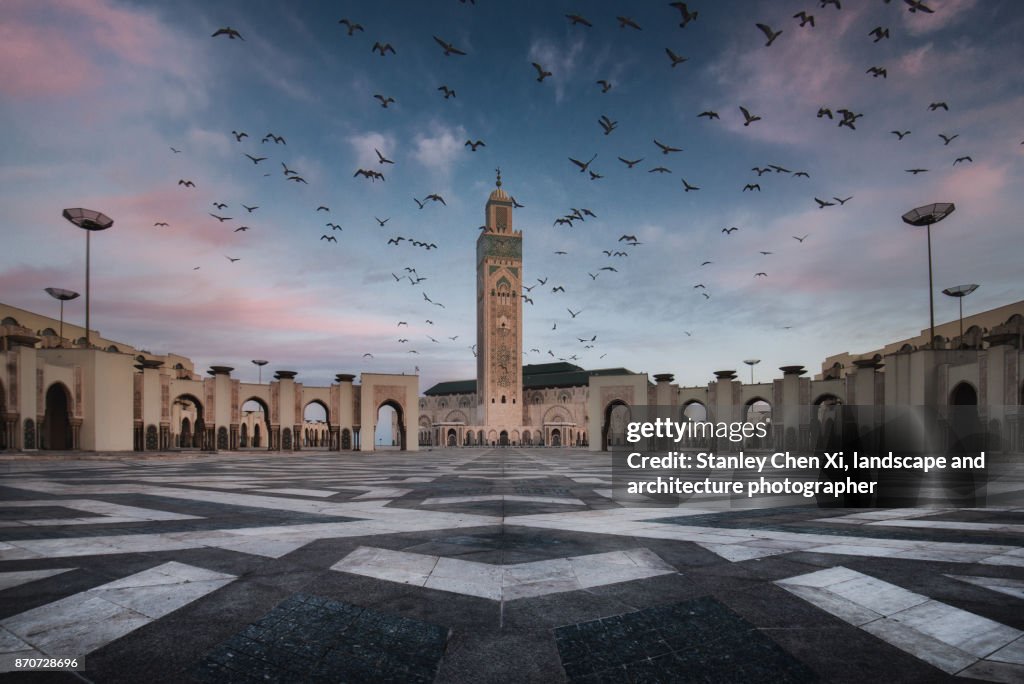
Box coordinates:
[150,0,1002,378]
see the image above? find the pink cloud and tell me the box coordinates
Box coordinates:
[0,0,183,98]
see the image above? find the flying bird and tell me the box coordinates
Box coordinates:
[232,130,248,141]
[225,255,241,263]
[616,16,642,30]
[834,196,853,205]
[866,66,887,78]
[740,106,762,126]
[869,26,890,42]
[339,19,363,35]
[743,183,761,192]
[233,226,249,232]
[374,94,395,108]
[654,139,682,154]
[170,147,181,153]
[794,11,815,27]
[465,139,486,151]
[939,133,959,145]
[905,0,935,14]
[372,42,396,56]
[665,48,687,67]
[153,222,168,227]
[567,308,582,318]
[375,148,394,165]
[433,36,466,56]
[320,235,337,242]
[424,193,446,205]
[438,85,456,99]
[722,226,738,234]
[569,153,597,172]
[596,80,612,93]
[953,156,973,165]
[263,133,286,145]
[618,157,643,168]
[681,179,700,192]
[177,179,195,187]
[892,130,911,140]
[566,13,593,27]
[756,23,783,47]
[815,197,835,208]
[906,168,929,174]
[598,115,617,135]
[212,27,244,40]
[755,272,768,277]
[209,213,232,222]
[670,2,699,27]
[698,111,720,119]
[793,235,809,242]
[928,101,948,111]
[532,62,552,82]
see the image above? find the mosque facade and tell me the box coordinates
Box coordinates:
[1,181,1023,454]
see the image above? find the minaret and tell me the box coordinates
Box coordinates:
[476,168,523,427]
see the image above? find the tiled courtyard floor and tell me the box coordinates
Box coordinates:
[0,448,1021,683]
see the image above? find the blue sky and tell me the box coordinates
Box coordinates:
[2,0,1022,390]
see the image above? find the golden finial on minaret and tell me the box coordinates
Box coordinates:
[495,167,502,188]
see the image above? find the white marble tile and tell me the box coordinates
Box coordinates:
[946,575,1024,601]
[861,617,977,674]
[0,568,74,591]
[889,600,1022,659]
[255,488,339,498]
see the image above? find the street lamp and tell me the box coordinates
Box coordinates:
[62,208,113,348]
[942,284,979,347]
[901,202,955,349]
[43,287,79,346]
[743,359,761,384]
[252,359,268,383]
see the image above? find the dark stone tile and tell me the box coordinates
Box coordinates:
[191,593,447,684]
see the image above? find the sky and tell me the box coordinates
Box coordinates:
[2,0,1022,392]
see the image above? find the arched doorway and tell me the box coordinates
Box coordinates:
[499,430,509,446]
[551,428,562,447]
[239,422,248,448]
[601,400,630,450]
[43,383,72,450]
[447,428,457,446]
[303,400,330,449]
[375,400,406,450]
[744,398,772,449]
[241,398,269,449]
[172,395,204,449]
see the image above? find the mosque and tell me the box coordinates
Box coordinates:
[1,179,1023,454]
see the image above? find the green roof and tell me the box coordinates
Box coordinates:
[423,363,639,396]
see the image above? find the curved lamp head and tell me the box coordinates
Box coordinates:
[942,284,979,298]
[901,202,955,227]
[62,208,113,231]
[45,287,80,301]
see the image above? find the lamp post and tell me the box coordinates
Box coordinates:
[942,284,979,346]
[62,208,113,348]
[43,288,79,346]
[252,359,268,383]
[743,359,760,384]
[901,203,955,349]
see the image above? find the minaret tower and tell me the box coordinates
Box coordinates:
[476,168,523,427]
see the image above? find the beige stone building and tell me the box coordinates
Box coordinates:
[0,303,419,453]
[2,179,1022,455]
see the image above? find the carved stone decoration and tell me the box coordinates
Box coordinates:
[7,356,18,411]
[36,368,44,416]
[270,382,280,424]
[282,427,292,450]
[373,384,406,412]
[24,418,35,450]
[217,426,228,450]
[231,380,240,423]
[341,428,351,450]
[204,379,215,424]
[160,375,170,421]
[146,424,158,450]
[74,366,83,418]
[600,386,634,409]
[133,374,143,420]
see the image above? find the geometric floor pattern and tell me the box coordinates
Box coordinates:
[0,447,1021,682]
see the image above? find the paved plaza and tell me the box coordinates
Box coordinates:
[0,448,1021,683]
